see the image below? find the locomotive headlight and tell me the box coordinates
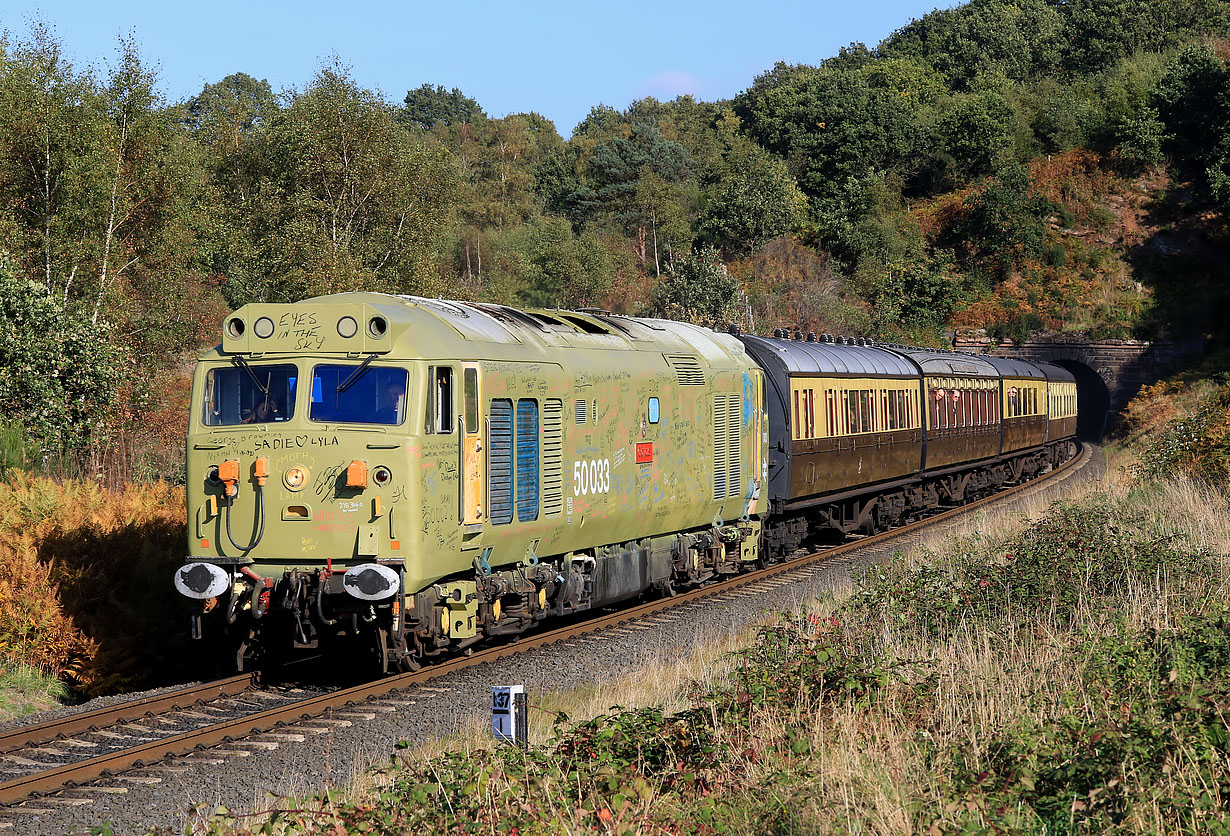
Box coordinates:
[254,316,275,338]
[284,465,309,491]
[372,465,392,486]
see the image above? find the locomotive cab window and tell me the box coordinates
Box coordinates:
[425,366,454,433]
[309,365,407,425]
[203,363,298,426]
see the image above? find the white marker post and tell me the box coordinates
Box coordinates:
[491,685,528,748]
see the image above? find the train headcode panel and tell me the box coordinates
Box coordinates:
[491,685,527,747]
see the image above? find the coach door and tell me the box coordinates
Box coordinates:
[461,363,484,528]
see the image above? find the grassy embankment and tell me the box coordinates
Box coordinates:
[186,437,1230,835]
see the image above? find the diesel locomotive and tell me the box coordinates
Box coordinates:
[174,294,1078,672]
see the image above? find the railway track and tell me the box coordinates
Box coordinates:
[0,442,1090,812]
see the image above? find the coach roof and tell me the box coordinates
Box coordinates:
[739,335,920,377]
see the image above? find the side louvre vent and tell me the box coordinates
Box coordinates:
[575,399,588,425]
[516,400,539,522]
[665,354,705,386]
[542,399,564,516]
[727,394,741,499]
[489,399,513,525]
[713,394,742,501]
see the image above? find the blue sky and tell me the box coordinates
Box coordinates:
[2,1,955,136]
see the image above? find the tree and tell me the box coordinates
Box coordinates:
[225,62,459,304]
[0,251,121,451]
[734,62,923,204]
[936,91,1017,182]
[949,165,1050,278]
[1154,44,1230,209]
[0,23,106,298]
[513,216,611,309]
[880,0,1064,88]
[648,245,741,326]
[581,122,696,273]
[400,83,485,131]
[699,132,807,257]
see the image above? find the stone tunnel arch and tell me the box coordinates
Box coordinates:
[1051,359,1110,441]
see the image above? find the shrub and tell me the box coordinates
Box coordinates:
[850,494,1210,634]
[0,474,191,695]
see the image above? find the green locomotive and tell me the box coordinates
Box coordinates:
[175,294,767,671]
[176,294,1078,672]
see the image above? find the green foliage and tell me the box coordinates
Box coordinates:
[1154,44,1230,210]
[850,495,1211,634]
[734,61,923,204]
[648,245,741,326]
[399,83,485,131]
[937,90,1017,181]
[949,164,1051,278]
[512,216,611,309]
[0,252,122,450]
[881,0,1065,87]
[0,419,40,476]
[698,137,806,257]
[938,611,1230,834]
[1136,381,1230,486]
[221,62,459,305]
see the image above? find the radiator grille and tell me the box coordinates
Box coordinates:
[488,399,513,525]
[542,399,563,516]
[516,400,539,522]
[713,394,742,500]
[665,355,705,386]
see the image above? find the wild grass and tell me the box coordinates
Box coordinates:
[0,661,68,722]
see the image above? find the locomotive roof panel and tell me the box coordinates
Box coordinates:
[207,293,755,373]
[739,335,919,377]
[889,347,1000,378]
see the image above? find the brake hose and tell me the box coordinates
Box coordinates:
[224,484,266,552]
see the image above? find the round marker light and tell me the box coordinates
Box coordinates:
[368,316,387,338]
[337,316,358,338]
[372,465,392,486]
[226,318,245,338]
[254,316,275,338]
[283,465,309,492]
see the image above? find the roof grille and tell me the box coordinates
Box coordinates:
[665,355,704,386]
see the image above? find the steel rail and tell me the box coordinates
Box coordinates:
[0,442,1087,806]
[0,675,254,756]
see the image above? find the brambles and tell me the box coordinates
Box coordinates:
[850,495,1211,634]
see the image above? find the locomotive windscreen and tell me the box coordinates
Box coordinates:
[309,364,408,425]
[202,363,297,425]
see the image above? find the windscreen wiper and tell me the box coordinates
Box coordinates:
[233,356,269,395]
[337,353,379,393]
